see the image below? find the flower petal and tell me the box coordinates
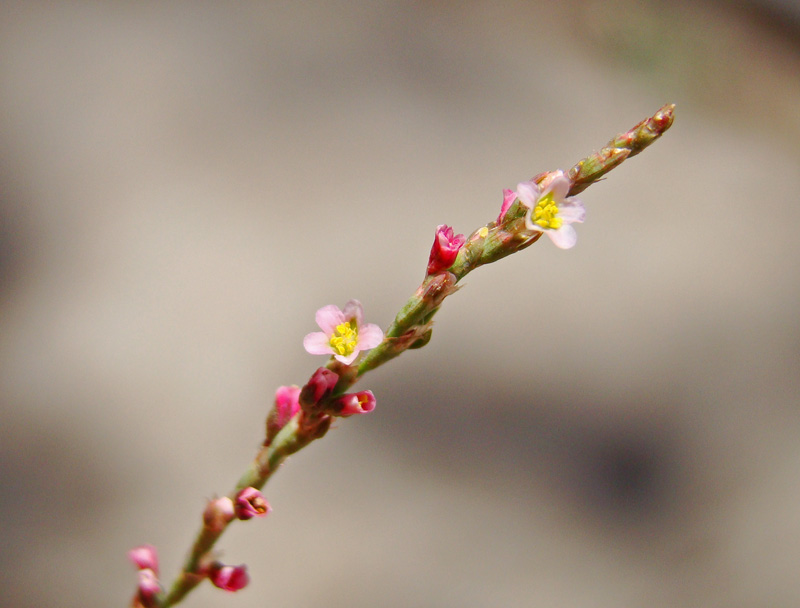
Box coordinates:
[357,323,384,349]
[335,350,360,365]
[544,172,570,202]
[303,332,333,355]
[558,199,586,223]
[548,224,578,249]
[515,181,540,208]
[315,305,345,334]
[342,299,364,325]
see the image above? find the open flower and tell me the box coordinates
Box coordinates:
[516,170,585,249]
[303,300,383,365]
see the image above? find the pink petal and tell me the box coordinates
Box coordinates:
[334,350,360,365]
[515,181,540,208]
[548,225,578,249]
[559,199,586,223]
[342,299,364,325]
[498,188,517,222]
[315,305,345,334]
[357,323,384,349]
[303,332,333,355]
[543,172,570,202]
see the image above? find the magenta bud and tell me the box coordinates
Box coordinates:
[203,496,235,532]
[128,544,159,574]
[274,385,301,427]
[427,224,465,275]
[333,390,376,417]
[235,487,271,520]
[209,563,249,592]
[136,568,161,604]
[267,385,301,443]
[299,367,339,411]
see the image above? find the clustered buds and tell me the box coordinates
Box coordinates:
[427,224,465,275]
[128,545,161,607]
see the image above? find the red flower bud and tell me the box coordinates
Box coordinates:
[427,224,465,275]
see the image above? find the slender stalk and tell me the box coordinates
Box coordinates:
[149,104,674,607]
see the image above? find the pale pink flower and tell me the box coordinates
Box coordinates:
[516,170,586,249]
[234,487,271,520]
[427,224,465,275]
[209,563,249,592]
[303,300,383,365]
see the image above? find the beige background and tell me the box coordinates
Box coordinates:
[2,1,800,607]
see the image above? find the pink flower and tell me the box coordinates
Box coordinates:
[203,496,235,531]
[235,487,271,520]
[333,390,376,417]
[209,563,249,592]
[427,224,466,275]
[515,170,586,249]
[303,300,383,365]
[128,545,159,574]
[497,188,517,223]
[274,385,301,428]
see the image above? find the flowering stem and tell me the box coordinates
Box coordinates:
[161,415,318,607]
[149,104,674,608]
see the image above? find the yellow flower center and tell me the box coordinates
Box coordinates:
[329,320,358,357]
[532,192,562,230]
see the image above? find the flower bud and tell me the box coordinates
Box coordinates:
[331,390,376,417]
[427,224,465,275]
[203,496,235,532]
[136,568,161,604]
[234,487,271,520]
[266,385,301,443]
[209,563,249,592]
[299,367,339,412]
[128,544,159,574]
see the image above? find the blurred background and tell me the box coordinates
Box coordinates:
[2,1,800,606]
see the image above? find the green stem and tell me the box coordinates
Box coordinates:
[151,103,674,608]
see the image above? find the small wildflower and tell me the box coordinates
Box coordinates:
[427,224,466,275]
[332,390,376,417]
[128,544,159,574]
[497,188,517,223]
[235,487,271,520]
[516,170,586,249]
[303,300,383,365]
[203,496,235,532]
[209,563,249,592]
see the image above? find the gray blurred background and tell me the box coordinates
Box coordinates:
[2,1,800,607]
